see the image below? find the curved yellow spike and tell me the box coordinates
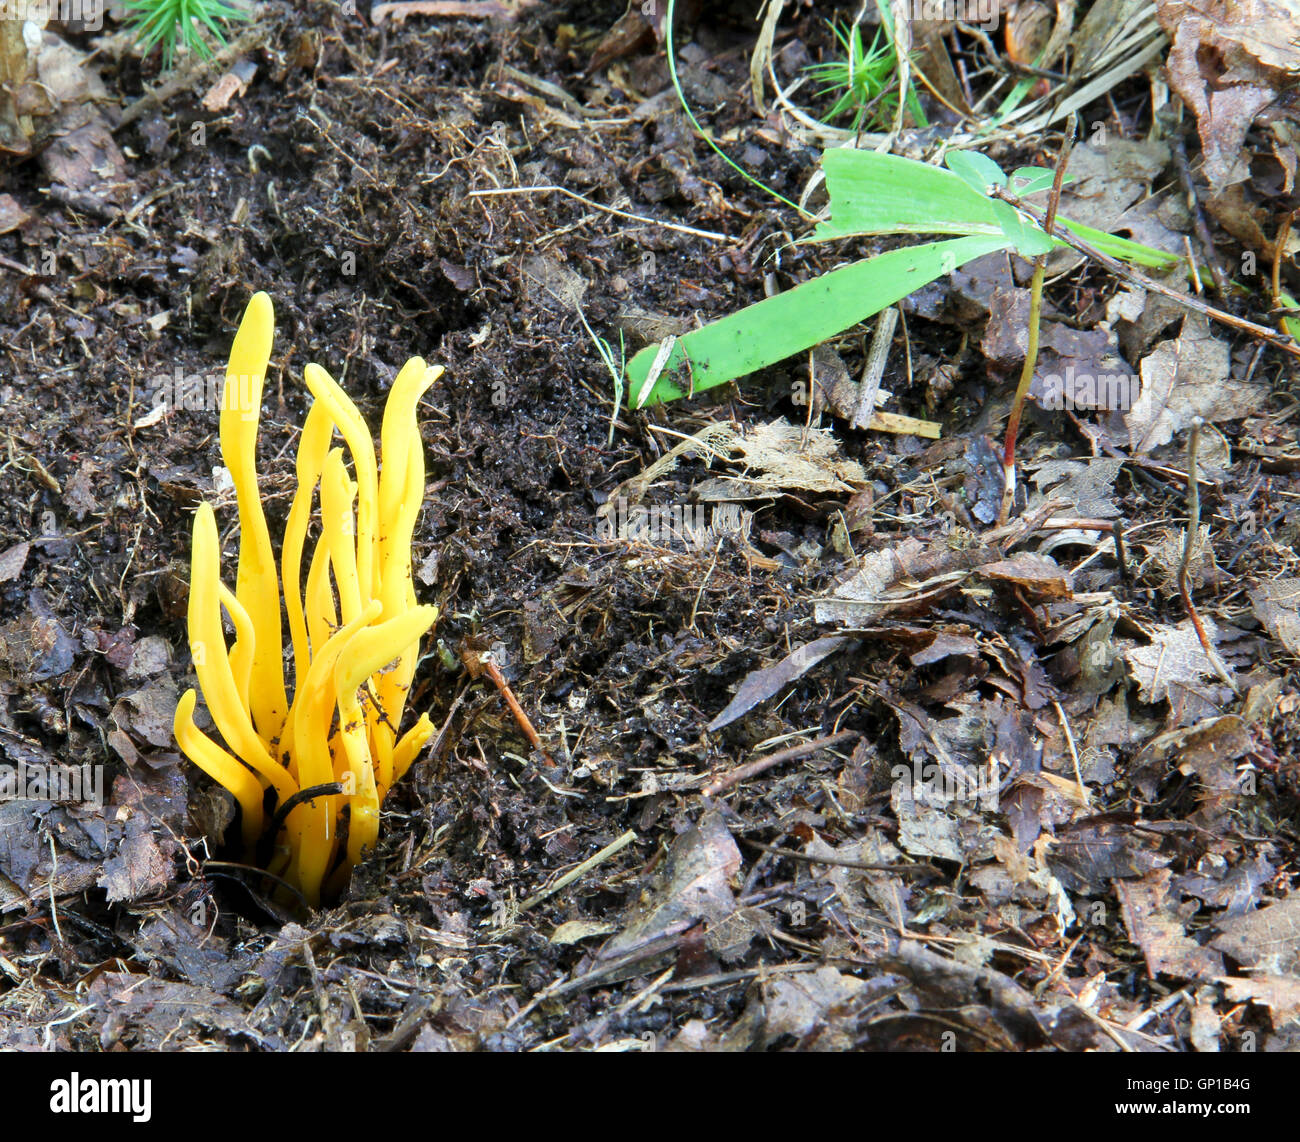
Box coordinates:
[320,449,362,626]
[218,291,287,742]
[391,711,435,789]
[282,400,336,688]
[218,582,255,734]
[174,689,263,852]
[377,362,439,556]
[304,527,337,662]
[303,363,378,604]
[290,598,383,908]
[374,430,438,787]
[187,503,297,809]
[334,606,439,873]
[376,362,440,616]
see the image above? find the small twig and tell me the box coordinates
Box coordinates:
[1052,699,1090,809]
[46,834,64,947]
[1183,236,1203,297]
[0,255,35,276]
[1000,195,1300,359]
[1178,417,1237,692]
[459,643,555,765]
[371,1,531,24]
[703,730,859,797]
[1270,211,1300,344]
[741,837,938,876]
[484,655,556,767]
[115,26,266,131]
[1173,139,1228,299]
[519,829,637,911]
[853,307,898,430]
[1271,212,1293,305]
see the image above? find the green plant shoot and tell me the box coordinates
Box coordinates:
[125,0,252,70]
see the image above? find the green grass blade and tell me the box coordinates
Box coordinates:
[1056,218,1181,269]
[812,148,1006,241]
[816,147,1181,270]
[625,233,1010,407]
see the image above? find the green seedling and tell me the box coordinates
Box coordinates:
[803,16,927,132]
[625,146,1182,409]
[638,0,1189,412]
[125,0,253,70]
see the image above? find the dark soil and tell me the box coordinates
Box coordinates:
[1,0,1298,1053]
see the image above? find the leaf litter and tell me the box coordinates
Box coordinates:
[2,0,1300,1056]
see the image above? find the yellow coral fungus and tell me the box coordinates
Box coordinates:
[174,293,442,908]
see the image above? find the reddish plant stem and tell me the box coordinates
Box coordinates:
[998,124,1076,526]
[1178,417,1237,692]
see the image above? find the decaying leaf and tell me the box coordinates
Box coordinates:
[1116,867,1225,981]
[707,636,855,731]
[1046,819,1170,895]
[1124,619,1237,705]
[1133,715,1252,826]
[979,552,1073,601]
[711,419,867,496]
[1030,458,1123,519]
[1157,0,1300,191]
[1126,317,1264,453]
[595,808,746,972]
[761,966,868,1046]
[1250,578,1300,655]
[808,833,914,934]
[1053,138,1183,269]
[0,542,29,584]
[1217,975,1300,1027]
[1210,894,1300,974]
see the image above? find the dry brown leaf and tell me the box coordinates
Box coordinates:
[1126,317,1264,453]
[0,542,29,584]
[1138,715,1252,825]
[1157,0,1299,189]
[595,809,743,969]
[1115,867,1225,981]
[1250,578,1300,655]
[707,636,854,732]
[761,967,868,1046]
[723,419,867,495]
[1217,974,1300,1026]
[979,552,1074,601]
[0,193,29,235]
[1210,894,1300,973]
[1125,619,1237,705]
[815,538,930,624]
[1053,139,1182,270]
[1030,458,1123,518]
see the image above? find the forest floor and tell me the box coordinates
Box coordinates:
[1,0,1299,1052]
